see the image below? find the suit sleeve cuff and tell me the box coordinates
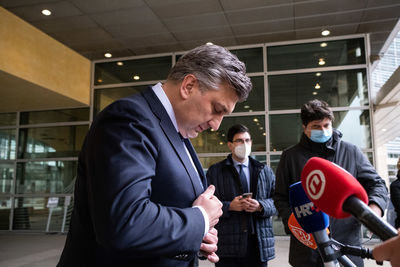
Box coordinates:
[193,206,209,236]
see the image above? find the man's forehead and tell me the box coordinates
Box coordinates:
[309,118,332,125]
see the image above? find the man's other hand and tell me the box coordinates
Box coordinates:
[193,185,223,228]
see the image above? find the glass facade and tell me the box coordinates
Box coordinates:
[0,35,374,234]
[0,108,89,232]
[90,35,373,236]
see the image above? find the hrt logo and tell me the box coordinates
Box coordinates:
[294,202,319,218]
[305,169,326,200]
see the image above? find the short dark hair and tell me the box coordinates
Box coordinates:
[167,44,252,102]
[227,124,250,142]
[301,99,334,126]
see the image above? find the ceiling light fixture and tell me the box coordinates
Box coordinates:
[318,58,326,65]
[133,75,140,80]
[316,72,322,77]
[244,105,250,109]
[321,30,330,36]
[315,83,321,89]
[206,42,213,45]
[116,61,124,66]
[41,9,51,16]
[320,42,327,47]
[104,53,112,58]
[313,92,318,95]
[253,118,258,122]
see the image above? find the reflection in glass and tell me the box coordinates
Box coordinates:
[0,162,14,193]
[270,155,281,173]
[0,197,11,230]
[18,125,88,159]
[94,56,171,85]
[230,47,263,73]
[269,110,371,151]
[0,129,16,160]
[0,113,16,126]
[13,197,72,231]
[16,161,77,194]
[268,69,368,110]
[234,76,264,113]
[20,108,89,125]
[267,38,365,71]
[193,116,266,153]
[200,156,227,171]
[94,85,150,115]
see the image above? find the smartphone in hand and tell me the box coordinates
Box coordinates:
[241,192,253,198]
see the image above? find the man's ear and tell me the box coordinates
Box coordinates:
[227,141,234,152]
[180,74,197,99]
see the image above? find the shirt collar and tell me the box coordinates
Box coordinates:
[232,157,249,167]
[152,82,179,132]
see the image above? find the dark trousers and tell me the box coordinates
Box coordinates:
[215,234,267,267]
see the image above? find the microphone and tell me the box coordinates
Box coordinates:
[288,213,318,250]
[289,181,348,266]
[301,157,397,241]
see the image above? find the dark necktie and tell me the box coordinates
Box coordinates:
[239,164,249,193]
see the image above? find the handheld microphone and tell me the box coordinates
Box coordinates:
[289,182,346,266]
[288,213,318,249]
[301,157,397,241]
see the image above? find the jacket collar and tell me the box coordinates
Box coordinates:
[141,87,205,196]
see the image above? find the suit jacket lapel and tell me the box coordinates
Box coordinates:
[142,87,205,196]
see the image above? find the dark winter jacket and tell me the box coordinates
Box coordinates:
[390,171,400,229]
[206,155,276,262]
[273,129,388,267]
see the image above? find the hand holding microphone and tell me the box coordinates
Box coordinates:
[300,157,397,241]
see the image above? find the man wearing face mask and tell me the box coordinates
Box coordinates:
[273,99,388,267]
[206,124,277,267]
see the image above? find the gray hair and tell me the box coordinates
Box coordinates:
[167,44,252,102]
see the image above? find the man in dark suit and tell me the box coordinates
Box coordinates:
[57,44,252,267]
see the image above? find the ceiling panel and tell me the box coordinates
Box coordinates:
[30,15,97,33]
[147,0,222,19]
[104,21,170,38]
[294,0,366,17]
[232,20,293,36]
[89,6,158,27]
[220,0,292,11]
[163,13,229,32]
[70,0,145,13]
[226,5,293,25]
[361,5,400,21]
[295,11,363,29]
[120,33,177,49]
[7,1,83,22]
[173,26,233,42]
[0,0,59,8]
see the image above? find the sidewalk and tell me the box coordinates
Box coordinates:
[0,233,390,267]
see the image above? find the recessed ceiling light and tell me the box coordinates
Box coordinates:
[206,42,213,45]
[318,58,326,65]
[97,78,103,83]
[316,72,322,77]
[321,30,330,36]
[219,142,223,145]
[320,42,328,47]
[313,92,318,95]
[315,83,321,89]
[244,105,250,109]
[253,118,259,122]
[41,9,51,16]
[104,53,112,58]
[133,75,140,80]
[263,133,266,136]
[116,61,124,66]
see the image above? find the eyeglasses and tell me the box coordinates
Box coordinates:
[232,138,252,144]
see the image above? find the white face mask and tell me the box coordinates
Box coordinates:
[234,143,251,159]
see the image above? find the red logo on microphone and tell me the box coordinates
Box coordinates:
[305,170,326,200]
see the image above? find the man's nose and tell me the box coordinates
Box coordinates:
[209,115,224,131]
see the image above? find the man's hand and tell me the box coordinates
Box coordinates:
[193,185,223,228]
[373,230,400,267]
[243,198,261,213]
[200,227,219,263]
[229,195,247,211]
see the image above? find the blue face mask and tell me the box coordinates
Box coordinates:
[310,129,332,143]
